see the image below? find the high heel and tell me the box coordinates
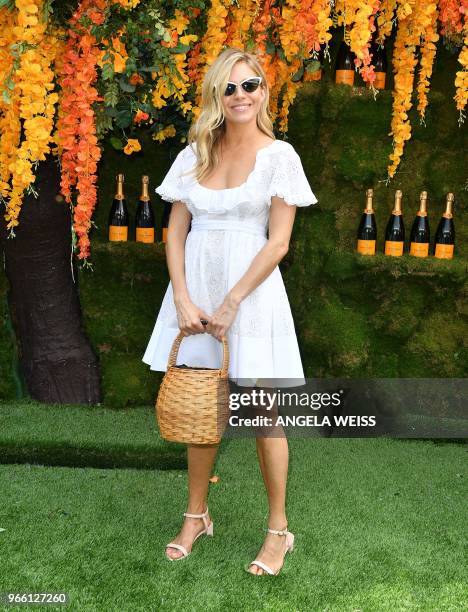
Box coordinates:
[246,527,295,576]
[165,506,213,561]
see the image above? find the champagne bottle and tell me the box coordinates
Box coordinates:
[303,45,324,82]
[434,193,455,259]
[161,201,172,243]
[108,174,128,242]
[335,39,356,86]
[356,189,377,255]
[409,191,430,257]
[135,175,155,243]
[384,190,405,256]
[368,40,387,90]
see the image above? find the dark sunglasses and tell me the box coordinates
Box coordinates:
[224,76,262,96]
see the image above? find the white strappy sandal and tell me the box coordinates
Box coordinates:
[165,506,214,561]
[246,527,295,576]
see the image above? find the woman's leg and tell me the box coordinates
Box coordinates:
[247,384,291,575]
[166,443,220,559]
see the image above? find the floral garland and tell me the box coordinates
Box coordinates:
[387,0,419,180]
[252,0,280,119]
[0,6,19,205]
[0,0,59,236]
[301,1,333,82]
[56,0,105,262]
[277,0,306,133]
[226,0,260,50]
[376,0,398,43]
[388,0,438,179]
[454,1,467,122]
[193,0,230,120]
[438,0,464,40]
[151,7,197,137]
[416,2,440,125]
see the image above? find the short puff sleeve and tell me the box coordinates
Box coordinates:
[154,146,190,204]
[269,145,318,207]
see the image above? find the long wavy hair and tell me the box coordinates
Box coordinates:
[182,47,275,184]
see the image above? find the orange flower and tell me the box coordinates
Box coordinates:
[129,72,144,85]
[88,10,105,25]
[96,35,128,74]
[133,109,149,123]
[123,138,141,154]
[161,30,178,48]
[113,0,140,9]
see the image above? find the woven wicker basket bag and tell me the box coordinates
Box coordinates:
[155,321,231,445]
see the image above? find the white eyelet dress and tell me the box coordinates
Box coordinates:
[141,139,318,388]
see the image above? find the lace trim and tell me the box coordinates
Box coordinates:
[268,148,318,207]
[269,189,318,207]
[154,148,189,205]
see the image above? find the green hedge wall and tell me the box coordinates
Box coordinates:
[0,39,466,406]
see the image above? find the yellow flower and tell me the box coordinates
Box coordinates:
[180,101,193,114]
[179,34,198,45]
[113,0,140,9]
[123,138,141,155]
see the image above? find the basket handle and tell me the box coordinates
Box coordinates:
[167,319,229,377]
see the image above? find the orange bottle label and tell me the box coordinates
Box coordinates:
[336,69,354,85]
[136,227,155,243]
[357,239,376,255]
[385,241,404,256]
[374,72,386,89]
[410,242,429,257]
[434,243,454,259]
[162,227,168,243]
[109,225,128,241]
[309,69,322,81]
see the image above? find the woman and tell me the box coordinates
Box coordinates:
[142,47,318,576]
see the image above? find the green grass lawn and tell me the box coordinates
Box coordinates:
[0,400,466,611]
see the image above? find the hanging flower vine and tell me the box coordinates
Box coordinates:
[454,1,467,123]
[0,0,60,236]
[416,2,440,125]
[56,0,106,261]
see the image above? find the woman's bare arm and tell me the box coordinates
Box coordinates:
[165,201,192,301]
[166,202,211,334]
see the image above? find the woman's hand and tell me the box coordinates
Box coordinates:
[205,293,240,341]
[174,296,212,336]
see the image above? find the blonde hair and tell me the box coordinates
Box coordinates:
[182,47,275,184]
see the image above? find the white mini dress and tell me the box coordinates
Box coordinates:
[141,139,318,387]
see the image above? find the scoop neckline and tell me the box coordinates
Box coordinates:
[195,139,279,192]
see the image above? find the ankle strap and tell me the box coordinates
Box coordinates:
[266,527,288,536]
[184,506,209,519]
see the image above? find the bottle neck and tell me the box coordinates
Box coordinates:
[417,199,427,216]
[364,193,374,214]
[392,199,402,215]
[115,179,124,201]
[443,199,453,219]
[140,182,150,202]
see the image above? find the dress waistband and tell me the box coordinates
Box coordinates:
[190,218,267,237]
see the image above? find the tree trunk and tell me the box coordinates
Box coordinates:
[0,154,101,405]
